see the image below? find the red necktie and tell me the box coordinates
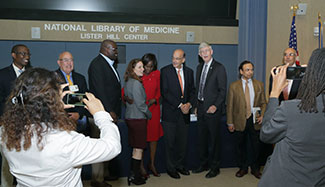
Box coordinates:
[283,85,289,100]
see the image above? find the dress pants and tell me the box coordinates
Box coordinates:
[234,115,260,171]
[89,118,119,182]
[162,116,189,172]
[197,101,221,170]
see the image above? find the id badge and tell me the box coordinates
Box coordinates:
[69,85,79,92]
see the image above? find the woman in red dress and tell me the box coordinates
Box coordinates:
[140,53,163,177]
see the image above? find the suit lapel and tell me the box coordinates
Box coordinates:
[99,55,120,83]
[253,79,259,106]
[8,65,17,80]
[205,60,215,84]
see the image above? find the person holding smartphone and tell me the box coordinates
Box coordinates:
[0,68,121,187]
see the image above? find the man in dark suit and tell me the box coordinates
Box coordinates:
[88,39,121,187]
[192,42,227,178]
[227,61,266,179]
[161,49,196,179]
[269,48,301,102]
[55,51,88,133]
[0,44,31,187]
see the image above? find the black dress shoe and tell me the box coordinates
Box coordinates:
[192,166,209,174]
[176,168,190,175]
[167,170,181,179]
[251,170,262,179]
[205,169,220,178]
[235,169,248,177]
[90,181,112,187]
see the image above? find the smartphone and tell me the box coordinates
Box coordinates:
[286,66,306,80]
[66,93,86,106]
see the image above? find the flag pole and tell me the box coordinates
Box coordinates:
[319,13,323,48]
[289,5,300,65]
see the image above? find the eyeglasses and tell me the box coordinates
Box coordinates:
[283,53,295,57]
[59,58,73,62]
[16,52,31,57]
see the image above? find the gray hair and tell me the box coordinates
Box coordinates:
[198,42,212,52]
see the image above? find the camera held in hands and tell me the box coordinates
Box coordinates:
[286,66,306,80]
[65,93,87,106]
[273,66,306,80]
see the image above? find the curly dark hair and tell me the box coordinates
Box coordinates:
[124,58,143,82]
[0,68,75,151]
[297,48,325,113]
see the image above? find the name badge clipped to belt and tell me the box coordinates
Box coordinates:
[69,85,79,92]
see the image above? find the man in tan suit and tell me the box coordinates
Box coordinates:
[227,61,266,179]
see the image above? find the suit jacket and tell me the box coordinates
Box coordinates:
[124,78,151,119]
[161,64,195,124]
[88,55,121,117]
[55,69,88,118]
[0,65,18,115]
[269,72,301,102]
[259,96,325,187]
[227,79,267,131]
[195,59,227,116]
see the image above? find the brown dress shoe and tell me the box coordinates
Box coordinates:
[235,169,248,177]
[251,170,262,179]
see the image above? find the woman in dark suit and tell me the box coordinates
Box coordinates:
[124,59,151,186]
[259,48,325,187]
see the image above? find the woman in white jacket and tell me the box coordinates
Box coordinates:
[0,68,121,187]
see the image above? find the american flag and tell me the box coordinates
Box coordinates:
[289,12,300,65]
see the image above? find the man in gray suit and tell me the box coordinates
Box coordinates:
[192,42,227,178]
[259,48,325,187]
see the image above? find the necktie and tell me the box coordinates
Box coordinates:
[283,85,289,100]
[245,81,251,119]
[198,64,208,101]
[177,69,184,96]
[66,75,73,85]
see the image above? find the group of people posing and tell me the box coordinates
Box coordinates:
[1,39,325,187]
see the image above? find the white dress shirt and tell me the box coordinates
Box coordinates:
[12,63,25,77]
[1,111,121,187]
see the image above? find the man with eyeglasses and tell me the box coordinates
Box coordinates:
[160,49,195,179]
[55,51,88,131]
[88,40,121,187]
[192,42,227,178]
[227,61,266,179]
[269,48,301,102]
[0,44,31,186]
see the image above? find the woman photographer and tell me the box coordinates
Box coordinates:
[0,68,121,187]
[259,48,325,186]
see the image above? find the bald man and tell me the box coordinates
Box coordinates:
[55,51,88,127]
[88,40,121,187]
[269,48,301,102]
[160,49,196,179]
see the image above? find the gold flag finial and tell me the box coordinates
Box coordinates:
[290,4,298,15]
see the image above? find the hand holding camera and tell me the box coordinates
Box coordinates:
[82,92,105,115]
[270,64,289,98]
